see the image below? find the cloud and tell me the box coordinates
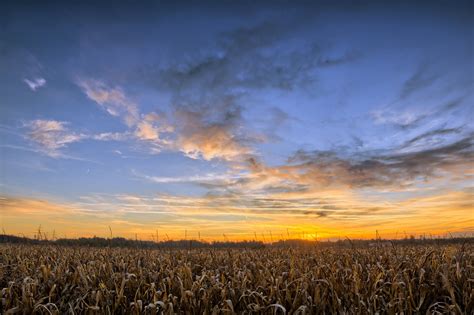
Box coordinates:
[72,191,352,219]
[0,195,141,238]
[253,106,293,142]
[78,79,140,127]
[371,94,471,130]
[23,119,136,158]
[24,120,85,157]
[74,18,361,163]
[154,21,359,94]
[172,96,256,161]
[438,96,468,113]
[78,79,254,161]
[0,195,78,216]
[68,187,474,233]
[135,112,173,142]
[177,123,252,161]
[401,127,463,151]
[131,20,360,161]
[3,187,473,240]
[78,79,173,153]
[23,77,46,91]
[371,108,428,129]
[135,121,159,140]
[133,169,245,184]
[282,133,473,190]
[182,128,472,198]
[400,62,439,100]
[91,132,131,141]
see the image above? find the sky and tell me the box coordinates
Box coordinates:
[0,1,473,241]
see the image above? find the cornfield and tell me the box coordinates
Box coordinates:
[0,244,472,314]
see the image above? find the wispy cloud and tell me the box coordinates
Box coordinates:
[4,186,467,239]
[371,108,428,129]
[24,120,85,157]
[0,144,99,164]
[400,62,439,100]
[78,79,140,127]
[400,127,463,152]
[23,77,46,91]
[154,21,359,94]
[78,79,173,153]
[133,169,246,184]
[18,115,177,160]
[91,132,131,141]
[22,119,134,158]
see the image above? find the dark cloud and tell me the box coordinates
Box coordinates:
[150,17,360,161]
[144,18,360,96]
[88,7,457,167]
[437,95,469,113]
[400,62,440,100]
[197,193,399,219]
[285,133,473,189]
[352,136,364,149]
[302,210,332,217]
[373,94,471,130]
[316,50,362,67]
[192,131,470,216]
[403,127,462,147]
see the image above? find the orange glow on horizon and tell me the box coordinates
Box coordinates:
[1,191,472,242]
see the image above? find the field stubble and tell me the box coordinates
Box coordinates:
[0,243,472,314]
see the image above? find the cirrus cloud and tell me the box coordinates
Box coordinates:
[24,120,85,157]
[24,77,46,91]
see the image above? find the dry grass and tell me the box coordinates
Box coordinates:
[0,244,472,314]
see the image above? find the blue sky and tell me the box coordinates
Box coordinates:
[0,1,472,240]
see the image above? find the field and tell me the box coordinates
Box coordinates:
[0,243,472,314]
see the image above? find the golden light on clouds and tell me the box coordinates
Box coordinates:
[1,1,473,242]
[2,187,472,241]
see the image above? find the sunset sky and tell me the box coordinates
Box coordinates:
[1,1,472,241]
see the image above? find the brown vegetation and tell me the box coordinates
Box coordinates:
[0,244,472,314]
